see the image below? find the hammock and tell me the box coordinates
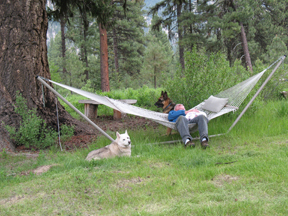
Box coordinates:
[38,55,285,134]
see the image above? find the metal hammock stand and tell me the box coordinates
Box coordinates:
[37,55,286,145]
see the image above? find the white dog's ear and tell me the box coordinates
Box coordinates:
[125,130,128,135]
[116,131,120,139]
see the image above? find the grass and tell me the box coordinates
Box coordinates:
[1,100,288,215]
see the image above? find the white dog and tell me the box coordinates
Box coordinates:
[85,130,131,161]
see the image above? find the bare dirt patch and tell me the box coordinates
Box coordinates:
[211,174,239,187]
[116,177,145,189]
[32,164,59,175]
[0,195,25,206]
[20,164,59,176]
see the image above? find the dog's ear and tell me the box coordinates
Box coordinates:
[161,91,164,96]
[163,91,168,99]
[125,130,128,135]
[116,131,120,139]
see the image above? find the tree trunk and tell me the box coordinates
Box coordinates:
[154,55,157,89]
[60,15,67,75]
[177,3,185,70]
[189,0,193,51]
[0,0,95,152]
[113,28,120,75]
[230,0,253,72]
[240,22,253,72]
[154,66,157,89]
[83,9,89,81]
[99,23,110,92]
[227,44,233,67]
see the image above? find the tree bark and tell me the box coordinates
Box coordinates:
[0,0,95,152]
[240,22,253,72]
[99,23,110,92]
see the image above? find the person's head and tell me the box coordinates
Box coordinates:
[174,104,185,111]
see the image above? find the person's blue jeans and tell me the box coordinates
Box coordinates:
[175,115,209,144]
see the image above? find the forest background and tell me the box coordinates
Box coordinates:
[47,0,288,109]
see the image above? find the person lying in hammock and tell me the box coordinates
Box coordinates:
[168,104,209,149]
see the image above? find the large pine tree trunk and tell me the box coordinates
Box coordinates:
[99,23,110,92]
[0,0,94,152]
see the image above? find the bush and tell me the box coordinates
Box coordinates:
[165,47,251,108]
[4,93,74,150]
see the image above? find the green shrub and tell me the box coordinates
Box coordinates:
[165,47,251,108]
[4,93,74,150]
[60,124,75,143]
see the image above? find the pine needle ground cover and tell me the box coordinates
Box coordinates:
[1,100,288,215]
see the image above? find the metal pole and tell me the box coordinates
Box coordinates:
[55,97,63,151]
[36,76,115,142]
[227,55,286,133]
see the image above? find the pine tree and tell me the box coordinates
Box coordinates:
[142,15,174,88]
[65,9,99,84]
[262,36,287,63]
[149,0,186,70]
[108,0,146,88]
[48,32,86,89]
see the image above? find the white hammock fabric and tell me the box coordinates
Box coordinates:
[44,56,283,132]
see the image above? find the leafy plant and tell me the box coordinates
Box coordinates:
[1,149,7,159]
[60,124,75,143]
[4,93,73,150]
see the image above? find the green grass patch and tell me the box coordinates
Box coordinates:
[1,100,288,215]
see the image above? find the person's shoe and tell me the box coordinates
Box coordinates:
[201,140,209,149]
[185,140,195,148]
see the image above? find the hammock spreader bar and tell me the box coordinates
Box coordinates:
[36,76,115,143]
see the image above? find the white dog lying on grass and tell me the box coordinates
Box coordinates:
[85,130,131,161]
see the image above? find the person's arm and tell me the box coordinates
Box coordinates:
[185,108,200,115]
[168,110,185,122]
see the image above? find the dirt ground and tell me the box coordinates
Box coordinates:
[15,115,160,152]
